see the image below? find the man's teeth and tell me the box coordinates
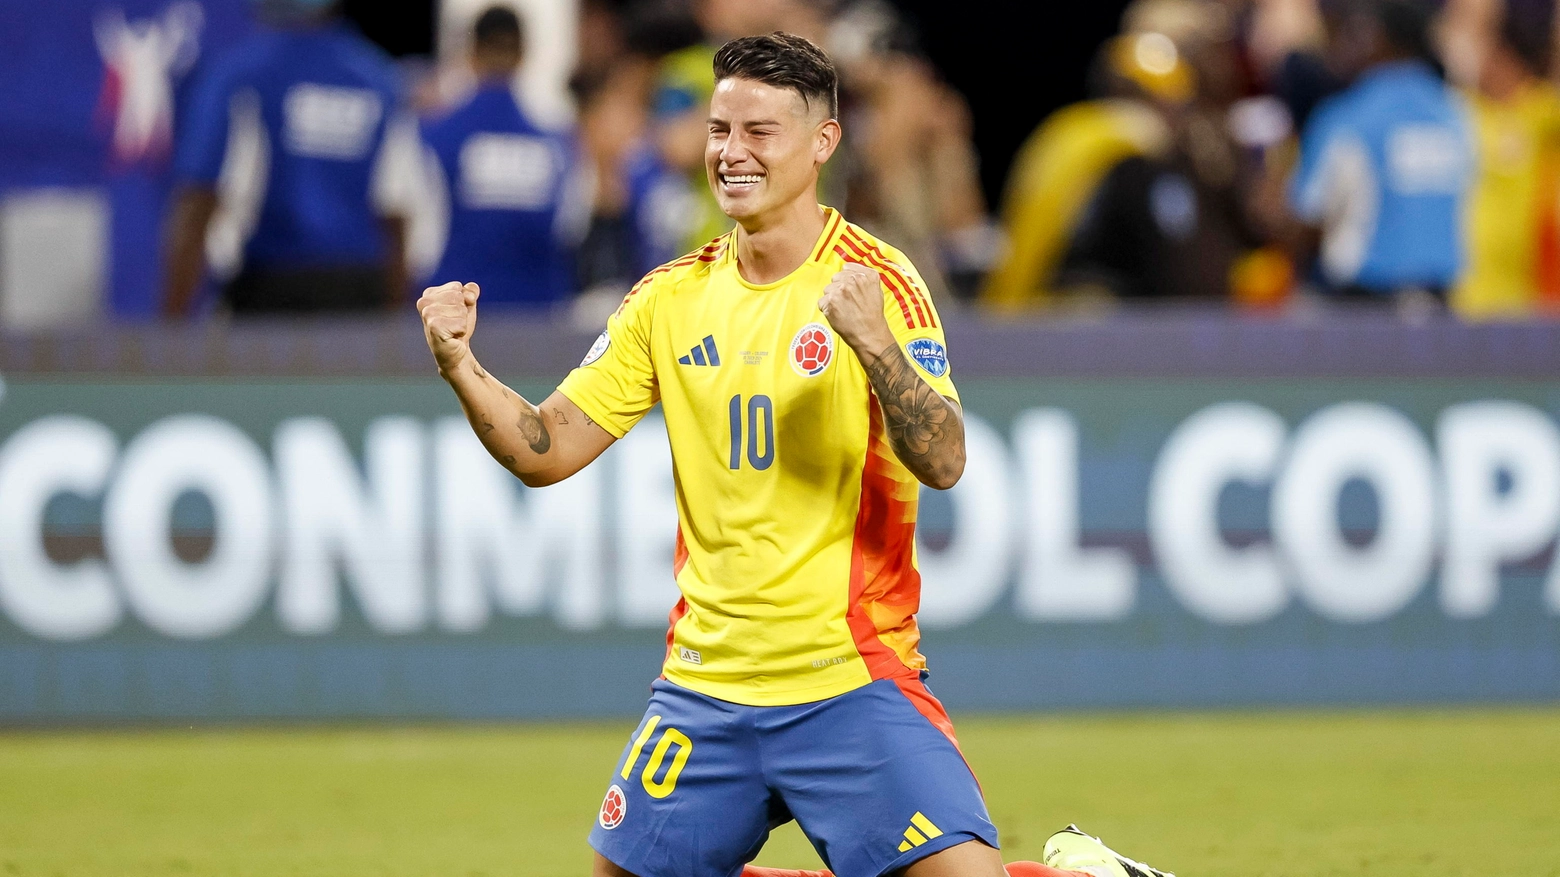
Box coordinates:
[724,175,762,184]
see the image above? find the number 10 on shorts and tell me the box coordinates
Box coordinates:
[620,715,694,799]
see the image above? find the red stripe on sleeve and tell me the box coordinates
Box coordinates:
[854,232,933,320]
[836,238,918,329]
[618,239,725,314]
[696,235,726,262]
[845,230,934,328]
[812,211,844,262]
[845,230,938,328]
[842,231,929,328]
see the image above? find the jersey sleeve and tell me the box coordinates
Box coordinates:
[871,248,960,404]
[556,275,661,438]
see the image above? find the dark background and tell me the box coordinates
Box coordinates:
[343,0,1133,206]
[886,0,1132,204]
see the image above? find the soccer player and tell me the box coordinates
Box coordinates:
[418,32,1174,877]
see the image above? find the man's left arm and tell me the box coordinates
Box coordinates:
[820,263,966,490]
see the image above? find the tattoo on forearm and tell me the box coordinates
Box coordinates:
[470,360,549,455]
[517,402,551,454]
[863,342,962,478]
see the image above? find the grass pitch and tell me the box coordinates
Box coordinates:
[0,709,1556,876]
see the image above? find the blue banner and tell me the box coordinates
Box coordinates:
[0,0,252,316]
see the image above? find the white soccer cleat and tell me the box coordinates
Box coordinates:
[1042,824,1175,877]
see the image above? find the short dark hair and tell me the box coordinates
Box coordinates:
[473,5,523,50]
[1500,0,1555,76]
[713,32,839,120]
[1368,0,1435,61]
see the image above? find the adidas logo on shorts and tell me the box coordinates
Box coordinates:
[897,811,943,852]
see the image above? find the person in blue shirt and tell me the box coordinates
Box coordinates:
[421,6,584,311]
[162,0,419,316]
[1287,0,1472,301]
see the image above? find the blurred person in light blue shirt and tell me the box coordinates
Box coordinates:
[1287,0,1472,301]
[163,0,421,316]
[420,6,587,311]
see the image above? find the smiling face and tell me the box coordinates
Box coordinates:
[705,76,840,228]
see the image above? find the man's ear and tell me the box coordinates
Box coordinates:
[815,117,842,165]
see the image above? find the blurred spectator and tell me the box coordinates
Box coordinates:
[571,62,688,298]
[1057,31,1258,302]
[1251,0,1345,131]
[1285,0,1471,304]
[828,1,1000,300]
[980,43,1173,311]
[647,2,745,256]
[576,0,637,84]
[569,4,703,313]
[650,38,728,254]
[984,2,1258,308]
[163,0,420,316]
[1450,0,1560,319]
[420,6,586,310]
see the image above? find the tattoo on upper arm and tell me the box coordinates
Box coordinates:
[553,409,569,424]
[518,403,552,454]
[479,414,496,434]
[863,342,962,474]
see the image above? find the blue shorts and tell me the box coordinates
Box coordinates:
[589,675,998,877]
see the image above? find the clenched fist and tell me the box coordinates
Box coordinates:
[818,263,894,357]
[417,281,480,375]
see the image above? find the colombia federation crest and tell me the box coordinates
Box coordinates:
[790,322,833,377]
[598,784,627,830]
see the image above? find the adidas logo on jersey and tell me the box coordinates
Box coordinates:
[896,811,944,852]
[678,336,721,366]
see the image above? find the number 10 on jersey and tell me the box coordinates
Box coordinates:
[728,394,775,470]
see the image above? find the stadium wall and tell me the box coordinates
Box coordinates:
[0,314,1557,722]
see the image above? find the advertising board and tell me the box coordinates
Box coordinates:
[2,316,1556,721]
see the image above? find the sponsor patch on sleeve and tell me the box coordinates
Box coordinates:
[904,338,949,378]
[580,330,611,367]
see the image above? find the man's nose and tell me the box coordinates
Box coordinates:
[719,131,749,164]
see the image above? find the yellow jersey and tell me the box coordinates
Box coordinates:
[558,208,959,706]
[1455,83,1560,320]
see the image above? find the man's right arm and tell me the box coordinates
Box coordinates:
[418,281,616,486]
